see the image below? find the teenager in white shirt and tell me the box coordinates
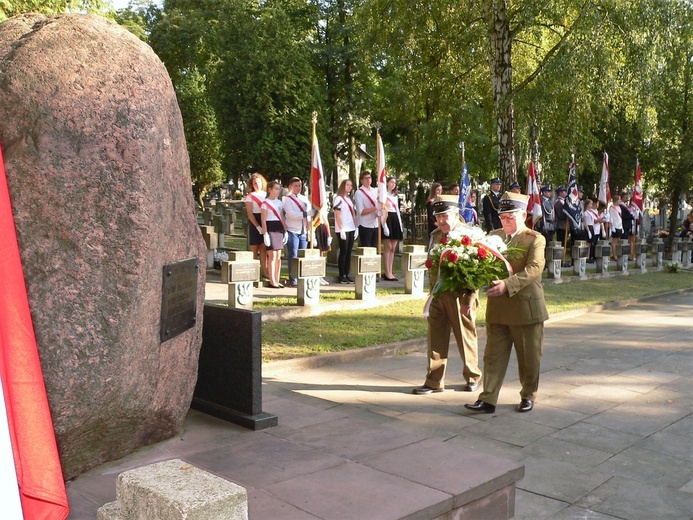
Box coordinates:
[261,181,287,288]
[283,177,310,287]
[354,171,379,247]
[382,177,404,280]
[245,173,268,279]
[333,179,357,284]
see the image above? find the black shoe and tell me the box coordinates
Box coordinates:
[517,399,534,413]
[338,276,350,284]
[458,381,480,392]
[383,276,398,281]
[346,275,355,283]
[464,400,495,413]
[412,385,444,395]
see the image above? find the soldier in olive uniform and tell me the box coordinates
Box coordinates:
[413,196,482,395]
[465,192,548,413]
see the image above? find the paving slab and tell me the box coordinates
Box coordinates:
[576,475,693,520]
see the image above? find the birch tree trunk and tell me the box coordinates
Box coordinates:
[483,0,517,185]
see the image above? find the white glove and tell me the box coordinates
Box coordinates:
[383,223,390,237]
[354,228,359,240]
[282,232,288,245]
[263,233,271,247]
[256,225,263,234]
[327,236,333,247]
[340,230,346,241]
[311,231,317,243]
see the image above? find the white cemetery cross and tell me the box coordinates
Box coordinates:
[291,249,326,306]
[595,240,611,274]
[635,238,649,273]
[681,238,692,268]
[223,251,260,310]
[571,240,589,279]
[546,241,564,280]
[615,239,630,274]
[650,237,664,270]
[200,225,219,268]
[402,245,427,297]
[350,247,381,301]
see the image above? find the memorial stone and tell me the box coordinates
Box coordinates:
[546,241,564,280]
[670,238,682,263]
[200,224,219,268]
[595,240,611,274]
[402,245,427,296]
[350,247,381,300]
[681,238,692,268]
[615,239,630,274]
[571,240,589,278]
[0,14,206,477]
[222,252,260,310]
[634,238,649,273]
[291,249,326,306]
[650,237,665,270]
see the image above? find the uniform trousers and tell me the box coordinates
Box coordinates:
[478,322,544,405]
[425,291,481,389]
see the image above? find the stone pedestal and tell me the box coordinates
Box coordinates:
[681,239,692,268]
[635,239,649,273]
[402,245,427,296]
[291,249,326,306]
[97,459,248,520]
[571,240,588,278]
[222,252,260,310]
[595,240,611,274]
[615,239,630,274]
[546,241,564,280]
[350,247,381,300]
[650,238,664,270]
[200,225,219,268]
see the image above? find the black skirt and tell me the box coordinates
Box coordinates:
[385,212,403,240]
[248,212,263,246]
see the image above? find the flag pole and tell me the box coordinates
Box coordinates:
[562,154,574,264]
[375,121,383,276]
[310,111,317,249]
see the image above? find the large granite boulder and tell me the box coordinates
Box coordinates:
[0,14,206,479]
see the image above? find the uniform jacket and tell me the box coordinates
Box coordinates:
[482,191,502,231]
[486,227,549,326]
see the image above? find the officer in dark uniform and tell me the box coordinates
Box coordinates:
[482,178,502,232]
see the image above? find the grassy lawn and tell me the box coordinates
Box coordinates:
[262,271,693,362]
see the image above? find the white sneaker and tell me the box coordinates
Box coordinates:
[319,277,329,285]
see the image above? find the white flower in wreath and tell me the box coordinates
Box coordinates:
[485,234,507,253]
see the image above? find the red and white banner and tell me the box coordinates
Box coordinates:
[525,161,542,228]
[309,132,326,226]
[376,133,388,225]
[598,152,611,207]
[632,160,643,210]
[0,143,69,519]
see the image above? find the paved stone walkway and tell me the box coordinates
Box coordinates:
[261,290,693,519]
[66,288,692,519]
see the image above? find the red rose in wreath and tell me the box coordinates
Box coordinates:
[461,235,472,246]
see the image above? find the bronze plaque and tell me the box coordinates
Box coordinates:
[160,258,198,343]
[407,253,428,270]
[229,262,260,282]
[299,258,326,278]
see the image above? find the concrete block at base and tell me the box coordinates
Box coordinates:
[97,459,248,520]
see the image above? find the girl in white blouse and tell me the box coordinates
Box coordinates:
[261,181,287,288]
[333,179,356,284]
[245,173,268,279]
[383,177,404,280]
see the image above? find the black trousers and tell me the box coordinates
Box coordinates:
[338,230,355,277]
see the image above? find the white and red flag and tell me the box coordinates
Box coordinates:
[0,142,69,519]
[525,161,542,228]
[376,133,388,225]
[309,131,327,227]
[632,160,643,210]
[598,152,611,207]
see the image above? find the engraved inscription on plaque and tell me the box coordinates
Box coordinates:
[407,253,428,270]
[359,256,381,273]
[299,259,326,278]
[160,258,198,343]
[230,262,260,282]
